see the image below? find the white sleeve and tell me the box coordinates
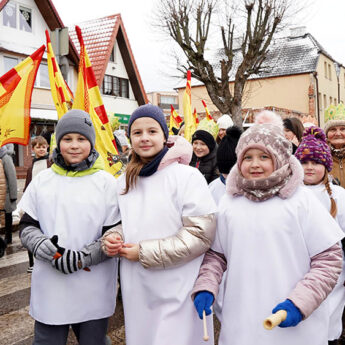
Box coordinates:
[181,169,217,217]
[102,174,121,226]
[211,195,227,255]
[300,189,344,257]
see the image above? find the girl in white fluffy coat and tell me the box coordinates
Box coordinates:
[192,123,344,345]
[102,104,217,345]
[295,126,345,344]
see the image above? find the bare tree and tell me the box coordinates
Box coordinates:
[154,0,296,128]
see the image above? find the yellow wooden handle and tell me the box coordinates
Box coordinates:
[263,310,287,330]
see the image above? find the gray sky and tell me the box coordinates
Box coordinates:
[53,0,345,92]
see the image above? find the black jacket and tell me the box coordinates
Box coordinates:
[190,147,219,184]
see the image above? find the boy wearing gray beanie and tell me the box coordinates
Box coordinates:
[18,109,122,345]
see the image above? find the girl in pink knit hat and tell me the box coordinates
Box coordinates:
[192,123,344,345]
[296,126,345,345]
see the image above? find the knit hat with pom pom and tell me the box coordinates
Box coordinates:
[295,126,333,172]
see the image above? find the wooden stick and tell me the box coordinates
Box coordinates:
[203,310,209,341]
[263,310,287,330]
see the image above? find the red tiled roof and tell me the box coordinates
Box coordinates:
[69,15,119,86]
[69,14,147,105]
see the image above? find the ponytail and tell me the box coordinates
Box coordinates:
[323,174,337,218]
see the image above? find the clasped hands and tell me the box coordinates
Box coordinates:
[34,235,91,274]
[103,233,139,262]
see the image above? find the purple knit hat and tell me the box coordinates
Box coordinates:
[295,126,333,172]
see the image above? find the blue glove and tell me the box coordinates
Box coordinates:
[194,291,214,319]
[272,299,303,327]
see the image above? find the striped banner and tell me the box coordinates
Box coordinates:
[202,99,213,121]
[72,26,123,177]
[0,45,45,147]
[45,30,73,119]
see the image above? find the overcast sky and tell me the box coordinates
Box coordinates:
[53,0,345,92]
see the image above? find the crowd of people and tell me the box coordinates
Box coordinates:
[1,103,345,345]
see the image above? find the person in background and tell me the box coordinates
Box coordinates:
[0,146,17,245]
[295,126,345,345]
[283,117,304,153]
[324,105,345,188]
[190,129,219,184]
[23,136,51,273]
[209,126,242,205]
[216,115,233,144]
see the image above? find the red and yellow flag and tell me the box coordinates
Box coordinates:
[0,45,45,147]
[45,30,73,119]
[169,105,183,134]
[193,107,199,126]
[202,100,213,121]
[72,26,123,177]
[183,70,195,141]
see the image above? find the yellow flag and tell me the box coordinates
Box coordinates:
[72,26,123,177]
[183,70,195,141]
[45,30,73,119]
[0,45,45,147]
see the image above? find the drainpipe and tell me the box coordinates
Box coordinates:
[313,71,320,127]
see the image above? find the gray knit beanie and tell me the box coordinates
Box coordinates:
[56,109,95,149]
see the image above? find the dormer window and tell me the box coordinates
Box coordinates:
[19,6,32,32]
[3,2,16,28]
[2,2,32,33]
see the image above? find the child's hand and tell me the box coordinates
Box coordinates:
[102,234,123,257]
[119,243,139,262]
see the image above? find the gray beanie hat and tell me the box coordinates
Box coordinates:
[56,109,95,148]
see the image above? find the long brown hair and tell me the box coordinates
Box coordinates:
[323,174,337,218]
[122,150,147,194]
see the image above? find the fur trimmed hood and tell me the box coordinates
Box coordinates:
[158,136,193,171]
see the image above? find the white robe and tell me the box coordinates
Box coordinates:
[209,177,226,206]
[212,186,344,345]
[209,176,226,320]
[18,169,120,324]
[117,163,217,345]
[306,183,345,340]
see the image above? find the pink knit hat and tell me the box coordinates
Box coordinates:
[236,124,292,170]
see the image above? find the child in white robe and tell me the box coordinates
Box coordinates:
[19,110,120,345]
[102,104,217,345]
[192,123,344,345]
[295,126,345,345]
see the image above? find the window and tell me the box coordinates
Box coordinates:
[3,56,19,74]
[328,64,332,81]
[102,75,129,98]
[323,94,327,109]
[318,92,322,111]
[35,63,50,88]
[2,3,32,32]
[19,6,32,32]
[109,47,115,62]
[103,75,112,95]
[324,62,327,78]
[121,78,129,98]
[160,96,177,104]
